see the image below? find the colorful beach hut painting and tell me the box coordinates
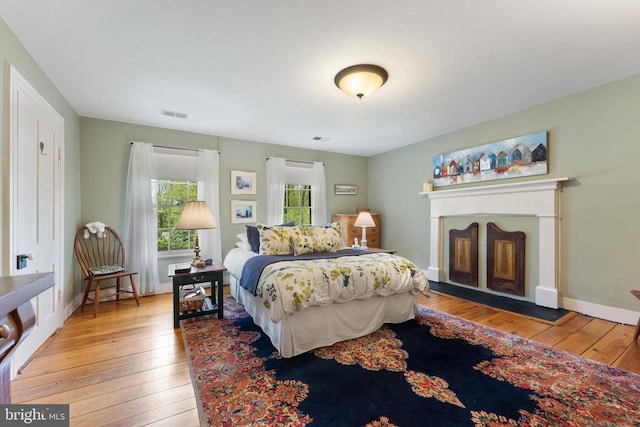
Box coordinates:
[432,131,548,187]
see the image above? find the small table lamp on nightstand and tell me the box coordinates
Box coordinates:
[354,211,376,249]
[176,201,217,267]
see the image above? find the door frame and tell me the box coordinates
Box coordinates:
[3,64,65,333]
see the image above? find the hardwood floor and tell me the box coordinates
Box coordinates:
[11,290,640,426]
[11,294,198,427]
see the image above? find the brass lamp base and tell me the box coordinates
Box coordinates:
[191,241,206,267]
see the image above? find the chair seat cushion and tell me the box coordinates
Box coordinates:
[89,264,125,276]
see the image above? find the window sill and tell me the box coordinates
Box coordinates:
[158,251,193,261]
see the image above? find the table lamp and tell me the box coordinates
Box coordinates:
[176,201,217,267]
[354,211,376,249]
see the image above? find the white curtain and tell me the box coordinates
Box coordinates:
[311,162,327,224]
[266,157,286,225]
[197,149,222,264]
[124,142,160,295]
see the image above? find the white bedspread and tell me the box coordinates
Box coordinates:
[224,247,429,357]
[256,253,428,322]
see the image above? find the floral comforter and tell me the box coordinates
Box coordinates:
[256,253,429,322]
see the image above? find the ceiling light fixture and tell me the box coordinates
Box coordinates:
[334,64,388,100]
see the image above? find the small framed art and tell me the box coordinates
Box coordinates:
[334,184,357,195]
[231,170,257,194]
[231,200,257,224]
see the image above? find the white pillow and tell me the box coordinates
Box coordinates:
[236,232,248,244]
[235,241,252,251]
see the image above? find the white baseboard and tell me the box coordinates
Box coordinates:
[423,270,639,326]
[561,297,639,326]
[157,281,173,294]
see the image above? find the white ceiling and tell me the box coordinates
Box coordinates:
[2,1,640,156]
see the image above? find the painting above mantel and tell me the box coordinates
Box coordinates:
[432,131,548,187]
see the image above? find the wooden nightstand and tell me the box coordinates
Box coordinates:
[364,248,396,254]
[333,212,381,248]
[169,263,226,328]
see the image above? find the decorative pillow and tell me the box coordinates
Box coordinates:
[291,222,345,253]
[292,235,319,256]
[247,222,295,253]
[235,241,252,251]
[258,223,297,255]
[236,232,249,244]
[323,222,346,250]
[246,225,260,253]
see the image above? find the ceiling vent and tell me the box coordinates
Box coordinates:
[161,109,188,119]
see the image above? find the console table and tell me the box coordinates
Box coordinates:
[0,272,55,403]
[169,263,226,328]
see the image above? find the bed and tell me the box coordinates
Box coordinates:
[223,222,429,357]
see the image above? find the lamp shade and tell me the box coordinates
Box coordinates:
[176,201,217,230]
[334,64,388,99]
[354,211,376,228]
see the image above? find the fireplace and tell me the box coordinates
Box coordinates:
[424,177,570,308]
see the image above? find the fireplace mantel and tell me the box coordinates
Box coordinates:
[422,177,571,308]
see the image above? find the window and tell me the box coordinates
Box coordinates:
[284,184,311,225]
[154,179,198,252]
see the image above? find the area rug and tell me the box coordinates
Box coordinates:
[182,298,640,426]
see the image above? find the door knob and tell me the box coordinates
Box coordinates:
[0,324,10,339]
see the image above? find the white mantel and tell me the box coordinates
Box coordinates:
[422,177,571,309]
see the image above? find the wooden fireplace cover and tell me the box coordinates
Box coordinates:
[487,222,525,296]
[449,222,478,286]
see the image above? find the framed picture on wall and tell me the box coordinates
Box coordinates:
[231,170,257,194]
[334,184,357,195]
[231,200,257,224]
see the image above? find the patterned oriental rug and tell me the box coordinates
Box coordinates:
[181,299,640,426]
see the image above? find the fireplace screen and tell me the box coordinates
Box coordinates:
[448,222,478,286]
[487,222,525,296]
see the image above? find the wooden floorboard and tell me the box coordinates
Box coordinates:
[10,290,640,426]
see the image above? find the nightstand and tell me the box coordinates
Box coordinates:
[169,263,226,328]
[364,247,396,254]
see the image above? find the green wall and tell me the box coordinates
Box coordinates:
[0,18,82,306]
[79,117,369,281]
[4,15,639,314]
[368,73,640,312]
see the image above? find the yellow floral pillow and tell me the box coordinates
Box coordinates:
[291,222,345,254]
[292,235,319,256]
[258,224,297,255]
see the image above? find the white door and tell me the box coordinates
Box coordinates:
[4,65,64,376]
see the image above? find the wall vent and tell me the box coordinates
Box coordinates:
[161,109,188,119]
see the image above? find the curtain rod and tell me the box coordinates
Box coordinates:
[130,142,220,154]
[266,157,323,165]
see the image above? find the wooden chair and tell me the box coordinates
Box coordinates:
[73,225,140,317]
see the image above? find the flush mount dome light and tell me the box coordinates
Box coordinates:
[334,64,388,99]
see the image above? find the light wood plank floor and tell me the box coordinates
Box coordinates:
[11,290,640,426]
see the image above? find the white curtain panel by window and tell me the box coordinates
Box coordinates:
[197,149,222,264]
[311,162,327,224]
[266,157,286,225]
[124,142,160,295]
